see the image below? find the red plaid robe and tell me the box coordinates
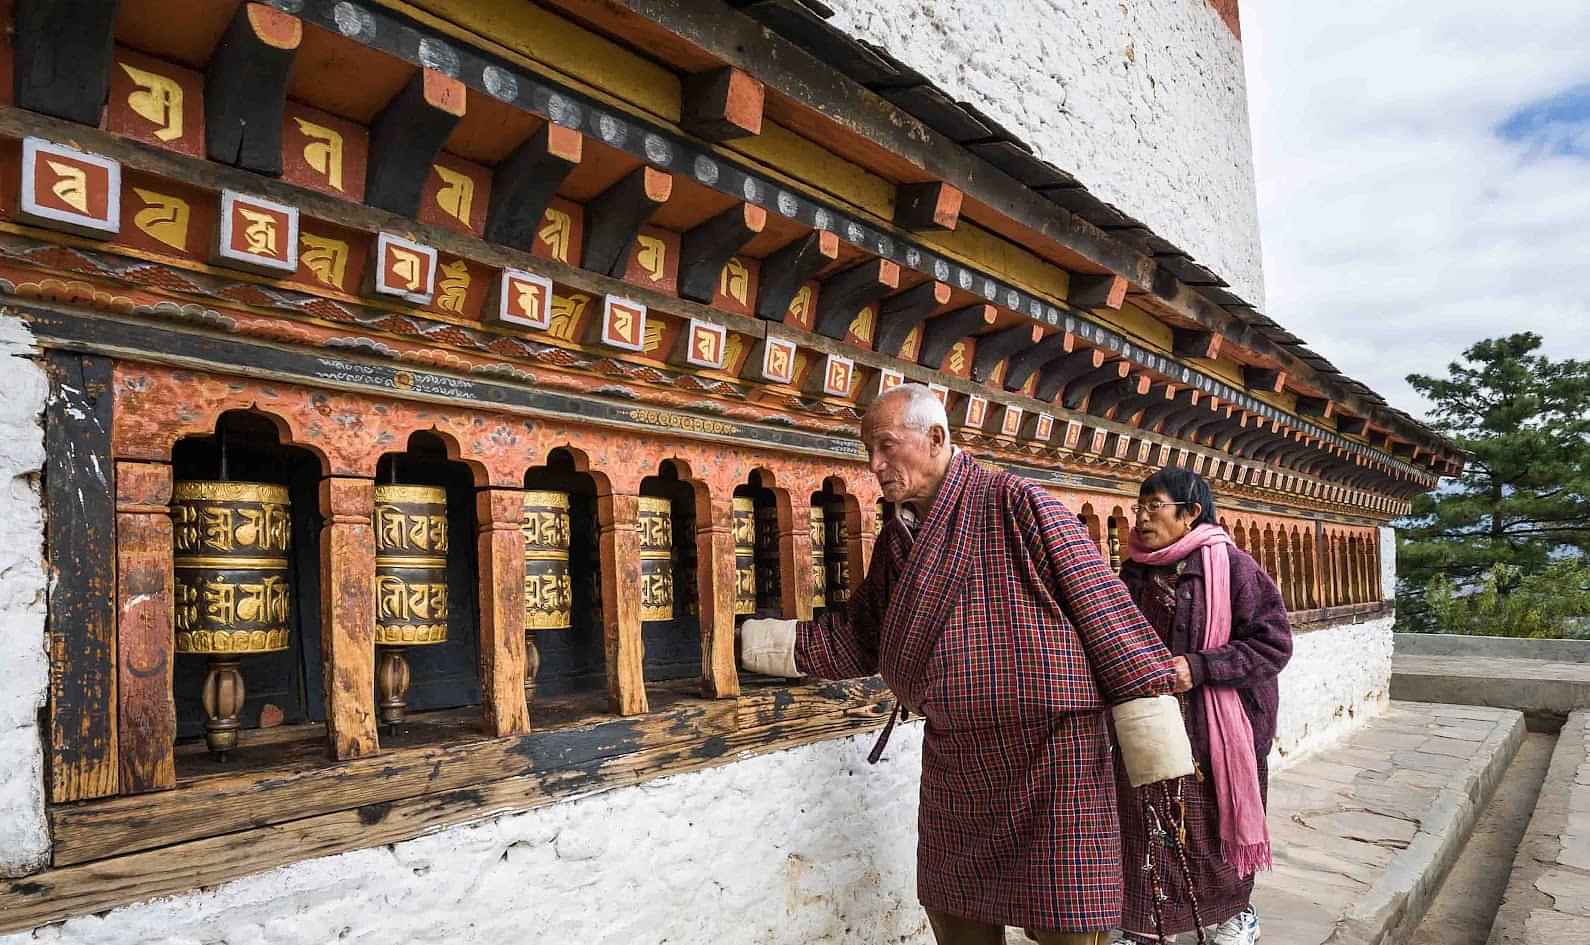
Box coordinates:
[796,451,1175,931]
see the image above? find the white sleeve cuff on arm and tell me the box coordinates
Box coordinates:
[738,618,801,678]
[1111,694,1196,787]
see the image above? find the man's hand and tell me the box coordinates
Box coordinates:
[738,618,802,678]
[1170,655,1195,694]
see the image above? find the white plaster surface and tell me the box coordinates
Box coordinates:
[824,0,1265,306]
[1379,526,1397,601]
[2,725,933,945]
[1270,615,1395,769]
[0,313,49,879]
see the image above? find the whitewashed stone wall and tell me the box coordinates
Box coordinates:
[2,725,933,945]
[1379,526,1397,601]
[825,0,1265,305]
[0,312,49,879]
[1269,615,1395,768]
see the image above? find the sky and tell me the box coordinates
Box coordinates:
[1240,1,1590,419]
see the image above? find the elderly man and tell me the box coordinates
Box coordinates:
[740,383,1178,945]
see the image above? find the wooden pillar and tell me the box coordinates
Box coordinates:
[598,493,648,715]
[477,488,531,736]
[115,460,176,793]
[318,477,379,760]
[697,497,739,699]
[1275,531,1294,611]
[781,493,813,620]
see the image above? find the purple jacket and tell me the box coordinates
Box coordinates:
[1119,546,1293,757]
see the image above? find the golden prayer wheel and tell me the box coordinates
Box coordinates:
[638,496,675,621]
[754,502,782,613]
[732,496,756,616]
[809,506,827,611]
[373,484,450,727]
[172,480,293,757]
[521,490,573,708]
[824,502,850,607]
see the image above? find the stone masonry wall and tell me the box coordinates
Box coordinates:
[0,312,49,879]
[823,0,1266,305]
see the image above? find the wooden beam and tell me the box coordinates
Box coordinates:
[1112,382,1174,426]
[1088,374,1152,419]
[970,322,1042,382]
[893,181,962,231]
[204,3,301,175]
[814,258,899,339]
[1296,395,1335,419]
[1242,365,1286,393]
[44,352,118,802]
[678,202,767,303]
[1336,415,1368,436]
[755,230,839,322]
[477,489,531,737]
[917,303,995,369]
[485,123,584,250]
[582,166,674,277]
[1171,327,1221,360]
[1003,331,1074,392]
[1033,348,1105,402]
[1067,273,1128,311]
[680,66,765,141]
[1061,360,1130,410]
[366,68,467,218]
[318,477,380,761]
[875,279,950,355]
[598,493,648,716]
[13,0,118,125]
[1136,387,1198,432]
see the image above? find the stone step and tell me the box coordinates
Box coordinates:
[1251,701,1524,945]
[1486,710,1590,945]
[1391,654,1590,730]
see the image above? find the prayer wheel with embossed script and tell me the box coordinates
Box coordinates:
[373,484,450,727]
[809,506,828,612]
[754,502,782,614]
[172,480,293,757]
[521,490,572,706]
[824,501,850,608]
[732,497,756,616]
[638,496,675,621]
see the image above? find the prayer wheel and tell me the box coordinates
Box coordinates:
[522,490,573,705]
[732,497,756,616]
[638,496,675,621]
[824,502,850,607]
[172,480,293,757]
[754,502,782,613]
[676,503,698,618]
[809,506,827,611]
[373,484,450,727]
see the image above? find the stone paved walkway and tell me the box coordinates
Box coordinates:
[1487,710,1590,944]
[1252,701,1523,945]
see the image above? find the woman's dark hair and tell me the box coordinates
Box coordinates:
[1139,467,1218,527]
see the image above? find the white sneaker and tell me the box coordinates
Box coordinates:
[1209,908,1260,945]
[1108,933,1178,944]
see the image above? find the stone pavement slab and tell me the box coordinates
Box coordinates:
[1487,710,1590,945]
[1252,701,1524,945]
[1392,654,1590,729]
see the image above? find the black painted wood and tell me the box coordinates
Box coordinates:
[1242,366,1285,393]
[679,203,763,304]
[680,67,760,142]
[1003,332,1073,392]
[1066,273,1123,310]
[13,0,118,125]
[582,167,671,278]
[42,351,118,801]
[814,259,896,339]
[1336,415,1367,436]
[1296,395,1332,418]
[1112,382,1171,425]
[1033,349,1104,403]
[204,4,300,175]
[756,231,838,322]
[485,125,582,251]
[1062,361,1127,410]
[970,323,1035,382]
[874,280,947,356]
[916,304,991,369]
[893,181,957,230]
[1171,327,1219,360]
[366,71,465,218]
[1084,378,1139,418]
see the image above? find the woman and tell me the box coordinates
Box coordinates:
[1111,468,1292,945]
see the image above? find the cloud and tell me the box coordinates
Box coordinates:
[1242,1,1590,419]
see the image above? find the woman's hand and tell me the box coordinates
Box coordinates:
[1169,655,1195,694]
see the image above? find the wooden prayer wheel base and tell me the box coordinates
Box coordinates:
[199,655,246,760]
[377,646,413,730]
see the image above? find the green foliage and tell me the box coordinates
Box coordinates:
[1424,560,1590,638]
[1396,333,1590,636]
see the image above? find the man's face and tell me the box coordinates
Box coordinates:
[863,400,946,507]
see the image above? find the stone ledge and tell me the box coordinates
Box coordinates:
[1392,653,1590,730]
[1254,701,1524,945]
[1487,710,1590,945]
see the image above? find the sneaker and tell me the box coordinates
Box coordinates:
[1108,933,1178,944]
[1209,908,1260,945]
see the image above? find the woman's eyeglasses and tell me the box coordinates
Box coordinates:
[1131,501,1189,516]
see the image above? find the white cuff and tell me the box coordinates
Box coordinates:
[738,618,801,678]
[1111,694,1196,787]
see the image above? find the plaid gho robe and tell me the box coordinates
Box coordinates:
[796,451,1175,931]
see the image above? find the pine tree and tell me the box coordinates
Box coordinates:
[1396,333,1590,636]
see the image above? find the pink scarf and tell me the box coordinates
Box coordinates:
[1127,523,1273,876]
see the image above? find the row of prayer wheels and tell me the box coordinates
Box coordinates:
[170,481,852,756]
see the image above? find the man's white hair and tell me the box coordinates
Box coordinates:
[871,383,950,437]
